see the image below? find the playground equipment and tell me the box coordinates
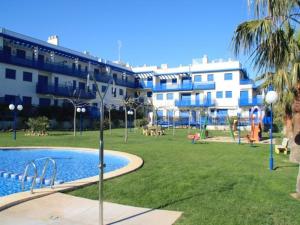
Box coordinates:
[249,106,263,142]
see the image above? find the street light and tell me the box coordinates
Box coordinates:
[88,65,115,225]
[9,104,23,140]
[76,107,86,135]
[127,110,134,132]
[265,90,278,170]
[237,108,242,144]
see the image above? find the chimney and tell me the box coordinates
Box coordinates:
[47,35,59,46]
[202,55,208,64]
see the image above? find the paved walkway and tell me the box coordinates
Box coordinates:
[203,136,273,144]
[0,193,182,225]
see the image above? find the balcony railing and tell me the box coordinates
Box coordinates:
[0,51,139,88]
[36,83,96,99]
[139,81,153,89]
[0,50,87,79]
[240,79,253,85]
[175,99,215,108]
[153,82,215,92]
[239,96,263,106]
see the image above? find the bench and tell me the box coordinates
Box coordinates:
[275,138,289,154]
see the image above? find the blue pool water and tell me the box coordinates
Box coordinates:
[0,148,129,197]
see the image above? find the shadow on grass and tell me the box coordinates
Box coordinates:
[107,182,236,225]
[49,133,72,136]
[274,164,299,170]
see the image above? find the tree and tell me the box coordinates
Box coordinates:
[233,0,300,195]
[232,0,300,158]
[49,84,88,136]
[255,70,294,139]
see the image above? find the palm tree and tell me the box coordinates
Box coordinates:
[232,0,300,162]
[256,69,294,138]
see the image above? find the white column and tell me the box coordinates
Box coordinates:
[0,37,3,51]
[50,51,55,63]
[33,47,39,61]
[75,58,79,69]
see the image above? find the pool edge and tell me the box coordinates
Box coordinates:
[0,147,144,211]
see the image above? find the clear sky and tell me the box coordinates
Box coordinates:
[0,0,254,74]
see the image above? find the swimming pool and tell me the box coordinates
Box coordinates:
[0,148,129,197]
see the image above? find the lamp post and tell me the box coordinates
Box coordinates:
[88,65,115,225]
[76,107,86,135]
[128,110,134,132]
[237,108,242,144]
[265,90,278,170]
[9,104,23,140]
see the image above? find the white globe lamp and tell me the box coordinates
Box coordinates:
[265,91,278,104]
[9,104,15,111]
[17,105,23,111]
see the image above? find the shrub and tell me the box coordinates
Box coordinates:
[26,116,50,136]
[136,118,149,127]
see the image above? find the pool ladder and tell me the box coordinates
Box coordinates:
[21,157,57,194]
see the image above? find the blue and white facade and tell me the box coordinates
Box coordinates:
[133,56,263,124]
[0,28,263,123]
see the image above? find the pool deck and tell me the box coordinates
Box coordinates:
[0,193,182,225]
[0,147,144,211]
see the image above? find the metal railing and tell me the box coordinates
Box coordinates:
[0,51,139,89]
[21,157,57,194]
[240,79,253,85]
[239,96,263,106]
[36,83,96,99]
[153,82,215,92]
[175,99,215,108]
[21,161,38,194]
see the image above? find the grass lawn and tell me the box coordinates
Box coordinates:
[0,128,299,225]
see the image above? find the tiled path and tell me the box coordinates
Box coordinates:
[0,193,182,225]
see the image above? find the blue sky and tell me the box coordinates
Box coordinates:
[1,0,254,74]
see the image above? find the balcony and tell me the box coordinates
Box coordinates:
[36,83,96,99]
[0,51,138,89]
[175,99,215,108]
[193,82,215,90]
[240,79,253,85]
[139,81,153,89]
[0,50,87,79]
[239,96,263,106]
[153,82,215,92]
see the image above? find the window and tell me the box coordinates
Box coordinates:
[207,74,214,81]
[23,72,32,82]
[111,87,116,97]
[119,89,124,96]
[225,91,232,98]
[5,95,16,104]
[94,69,100,75]
[147,91,152,97]
[172,78,177,84]
[101,85,107,92]
[16,49,26,59]
[92,84,97,92]
[216,91,223,98]
[167,93,173,100]
[5,69,16,79]
[156,94,163,100]
[113,73,118,81]
[39,98,51,106]
[23,96,32,105]
[224,73,233,80]
[79,82,85,90]
[194,75,202,82]
[93,103,98,107]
